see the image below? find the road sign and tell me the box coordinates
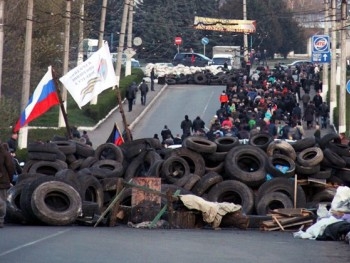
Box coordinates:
[201,37,209,45]
[312,52,331,63]
[312,35,330,52]
[347,80,350,94]
[311,35,331,64]
[174,37,182,45]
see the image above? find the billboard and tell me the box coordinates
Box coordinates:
[193,16,256,33]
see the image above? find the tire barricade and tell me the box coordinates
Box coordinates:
[164,70,243,86]
[5,133,348,226]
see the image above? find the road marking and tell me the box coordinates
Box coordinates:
[0,229,70,257]
[202,89,215,117]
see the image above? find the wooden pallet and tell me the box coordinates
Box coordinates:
[260,208,315,231]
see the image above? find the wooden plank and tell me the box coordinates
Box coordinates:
[272,215,284,231]
[271,208,304,217]
[263,220,314,231]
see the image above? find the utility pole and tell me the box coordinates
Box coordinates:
[0,0,4,97]
[77,0,85,65]
[338,0,347,133]
[115,0,131,141]
[125,0,134,77]
[58,0,71,127]
[330,0,337,125]
[115,0,129,86]
[322,0,329,101]
[18,0,33,149]
[90,0,108,105]
[243,0,248,63]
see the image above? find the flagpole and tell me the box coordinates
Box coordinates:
[52,67,72,139]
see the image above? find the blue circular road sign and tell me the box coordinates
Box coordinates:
[201,37,209,45]
[347,80,350,94]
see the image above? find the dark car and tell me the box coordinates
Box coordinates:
[172,53,212,67]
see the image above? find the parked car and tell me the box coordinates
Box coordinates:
[172,52,212,67]
[287,60,314,73]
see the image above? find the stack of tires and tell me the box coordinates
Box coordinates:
[6,133,348,226]
[164,69,243,86]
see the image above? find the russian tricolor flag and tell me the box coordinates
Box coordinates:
[14,66,59,132]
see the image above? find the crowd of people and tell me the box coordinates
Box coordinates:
[155,62,331,146]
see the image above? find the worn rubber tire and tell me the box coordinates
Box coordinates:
[192,171,223,197]
[193,72,207,84]
[27,142,60,153]
[290,137,316,152]
[16,173,47,186]
[333,168,350,183]
[266,140,296,161]
[92,159,124,178]
[183,173,201,191]
[28,160,68,176]
[327,142,350,157]
[207,180,255,215]
[123,151,148,181]
[266,154,295,178]
[256,192,294,215]
[55,168,81,192]
[50,140,77,155]
[161,156,190,184]
[297,147,324,167]
[308,167,332,179]
[256,178,307,209]
[225,145,267,187]
[323,148,346,169]
[214,137,240,152]
[120,138,162,160]
[27,152,58,161]
[249,133,274,151]
[319,133,340,149]
[170,147,206,177]
[146,160,164,178]
[203,151,227,162]
[77,174,104,211]
[30,180,82,225]
[6,184,27,224]
[95,143,124,163]
[73,140,95,158]
[183,136,217,154]
[295,163,321,176]
[80,156,99,169]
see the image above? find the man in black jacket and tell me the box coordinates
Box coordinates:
[180,115,192,140]
[138,80,149,105]
[192,116,205,133]
[160,125,173,142]
[126,82,137,112]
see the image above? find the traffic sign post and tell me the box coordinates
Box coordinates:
[201,37,209,56]
[174,37,182,53]
[311,35,331,63]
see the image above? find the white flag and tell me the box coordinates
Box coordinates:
[60,43,117,108]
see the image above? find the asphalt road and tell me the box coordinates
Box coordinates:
[132,84,223,139]
[0,225,349,263]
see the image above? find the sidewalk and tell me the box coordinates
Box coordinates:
[84,81,167,148]
[299,82,336,138]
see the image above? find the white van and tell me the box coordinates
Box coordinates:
[210,54,234,70]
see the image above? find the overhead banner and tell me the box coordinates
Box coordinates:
[193,16,256,33]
